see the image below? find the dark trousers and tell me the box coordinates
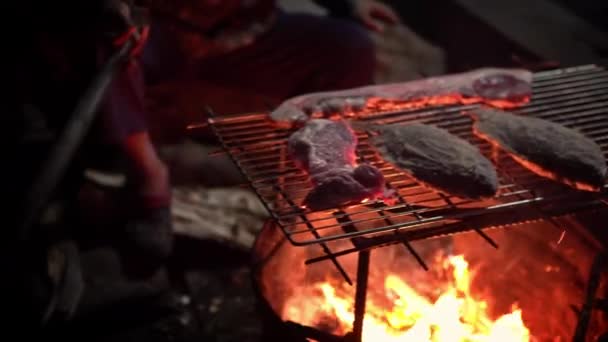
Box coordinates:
[101,12,376,144]
[142,12,376,101]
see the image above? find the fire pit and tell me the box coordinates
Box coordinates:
[252,216,607,341]
[204,64,608,341]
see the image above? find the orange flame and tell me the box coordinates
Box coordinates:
[283,255,531,341]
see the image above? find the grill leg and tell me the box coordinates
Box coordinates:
[352,251,370,342]
[573,252,607,342]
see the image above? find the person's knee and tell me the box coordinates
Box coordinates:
[321,20,376,87]
[337,22,375,64]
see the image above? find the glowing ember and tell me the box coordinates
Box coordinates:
[364,93,530,115]
[283,255,531,341]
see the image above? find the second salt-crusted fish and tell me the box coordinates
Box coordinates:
[470,108,606,192]
[370,123,499,199]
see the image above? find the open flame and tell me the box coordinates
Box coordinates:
[283,255,531,341]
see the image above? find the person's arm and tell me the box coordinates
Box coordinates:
[313,0,400,32]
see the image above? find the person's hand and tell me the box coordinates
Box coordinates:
[113,25,150,58]
[106,0,150,58]
[351,0,400,32]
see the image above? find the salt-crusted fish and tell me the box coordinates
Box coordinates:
[470,108,606,192]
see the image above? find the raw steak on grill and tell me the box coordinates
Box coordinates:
[288,119,387,211]
[470,108,607,192]
[270,68,532,127]
[369,123,499,199]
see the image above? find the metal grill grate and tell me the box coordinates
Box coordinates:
[207,64,608,271]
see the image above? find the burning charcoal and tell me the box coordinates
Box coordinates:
[370,123,499,199]
[269,68,532,127]
[288,119,387,211]
[470,108,607,192]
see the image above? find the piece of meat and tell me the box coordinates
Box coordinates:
[370,123,499,199]
[373,68,532,108]
[270,68,532,127]
[470,108,607,192]
[288,119,386,211]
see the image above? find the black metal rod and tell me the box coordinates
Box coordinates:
[352,251,370,342]
[595,298,608,313]
[284,321,345,342]
[304,199,604,264]
[402,240,429,270]
[283,193,352,286]
[356,147,430,273]
[18,40,132,242]
[573,252,606,342]
[474,228,499,249]
[306,227,353,285]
